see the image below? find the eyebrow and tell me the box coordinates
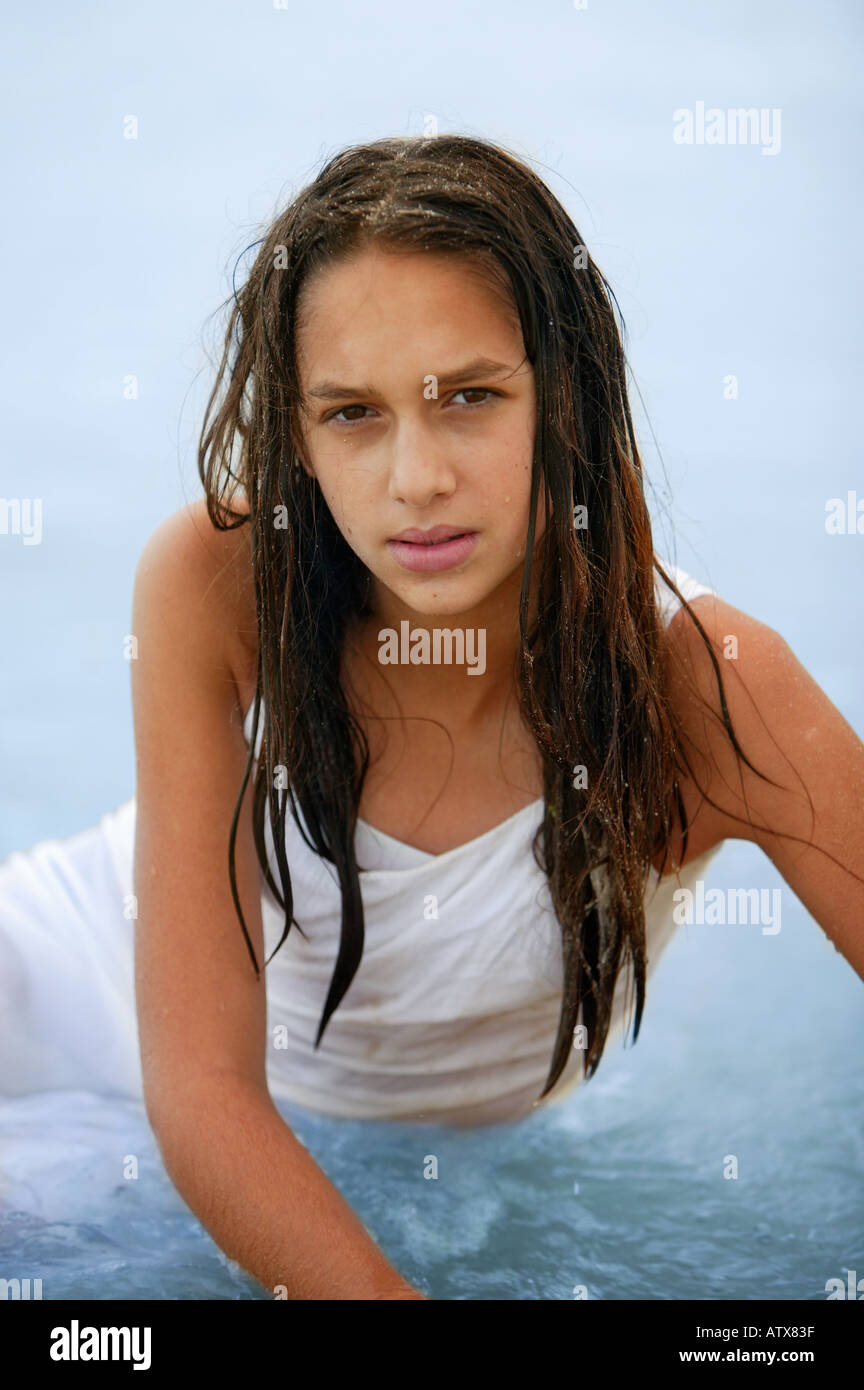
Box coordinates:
[305,356,519,401]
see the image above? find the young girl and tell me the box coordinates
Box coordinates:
[1,134,862,1301]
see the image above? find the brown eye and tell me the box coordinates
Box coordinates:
[451,388,498,407]
[327,404,373,426]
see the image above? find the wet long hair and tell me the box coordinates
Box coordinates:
[198,134,773,1102]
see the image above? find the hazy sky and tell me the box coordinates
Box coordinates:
[1,0,861,843]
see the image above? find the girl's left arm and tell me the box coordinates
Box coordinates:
[667,594,864,980]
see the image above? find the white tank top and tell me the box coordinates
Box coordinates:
[244,563,723,1126]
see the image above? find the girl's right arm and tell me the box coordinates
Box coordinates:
[130,501,425,1300]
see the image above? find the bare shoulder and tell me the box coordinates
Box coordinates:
[133,495,258,706]
[660,591,800,859]
[663,590,792,691]
[663,591,797,750]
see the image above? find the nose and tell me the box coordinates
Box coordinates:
[386,415,457,508]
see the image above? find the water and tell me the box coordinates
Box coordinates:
[2,837,860,1300]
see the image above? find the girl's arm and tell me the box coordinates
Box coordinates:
[666,594,864,978]
[131,503,424,1300]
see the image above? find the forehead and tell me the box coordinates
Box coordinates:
[295,244,523,372]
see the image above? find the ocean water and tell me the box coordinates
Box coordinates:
[1,831,860,1301]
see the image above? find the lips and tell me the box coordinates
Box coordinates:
[386,529,479,573]
[390,525,473,545]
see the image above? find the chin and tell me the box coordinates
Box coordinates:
[387,575,504,620]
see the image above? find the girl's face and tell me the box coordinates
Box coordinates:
[295,242,542,620]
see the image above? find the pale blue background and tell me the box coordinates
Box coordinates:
[0,0,861,1302]
[1,0,861,846]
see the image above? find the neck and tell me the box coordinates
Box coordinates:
[348,563,537,721]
